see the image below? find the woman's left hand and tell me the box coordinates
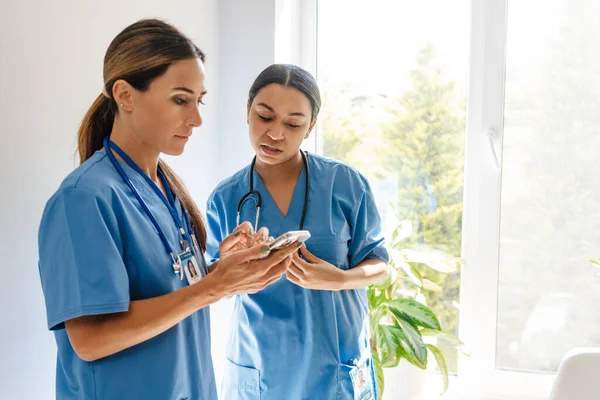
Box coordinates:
[286,245,345,291]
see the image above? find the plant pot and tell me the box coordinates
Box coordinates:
[381,359,428,400]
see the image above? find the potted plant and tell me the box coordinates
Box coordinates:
[368,220,467,399]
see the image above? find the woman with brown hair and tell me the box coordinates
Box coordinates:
[37,19,297,400]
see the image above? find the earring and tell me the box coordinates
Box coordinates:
[120,104,124,108]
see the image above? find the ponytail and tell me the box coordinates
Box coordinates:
[77,94,116,164]
[159,160,207,252]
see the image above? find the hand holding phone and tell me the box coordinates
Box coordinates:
[269,230,311,251]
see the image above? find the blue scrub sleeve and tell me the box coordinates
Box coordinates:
[348,178,390,268]
[38,187,130,331]
[205,198,224,263]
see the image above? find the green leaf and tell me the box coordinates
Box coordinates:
[427,344,449,394]
[590,258,600,266]
[369,304,388,336]
[371,349,385,400]
[391,220,413,248]
[367,286,376,307]
[400,249,460,273]
[388,298,441,330]
[453,256,467,265]
[421,329,470,356]
[372,266,397,292]
[422,278,442,292]
[372,273,392,291]
[394,319,427,368]
[408,262,424,286]
[393,253,424,288]
[367,287,386,310]
[376,324,402,368]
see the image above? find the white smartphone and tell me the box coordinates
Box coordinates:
[268,230,311,251]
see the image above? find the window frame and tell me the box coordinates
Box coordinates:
[293,0,557,398]
[460,1,554,398]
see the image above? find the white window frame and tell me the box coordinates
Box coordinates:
[290,0,557,398]
[458,0,554,398]
[274,0,319,154]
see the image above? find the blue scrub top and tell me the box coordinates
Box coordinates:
[38,151,217,400]
[206,153,389,400]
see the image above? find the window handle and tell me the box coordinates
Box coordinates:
[485,128,500,169]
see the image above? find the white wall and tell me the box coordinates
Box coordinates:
[0,0,283,397]
[208,0,277,391]
[0,1,219,398]
[216,0,276,178]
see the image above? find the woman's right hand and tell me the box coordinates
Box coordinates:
[218,222,272,259]
[209,240,301,296]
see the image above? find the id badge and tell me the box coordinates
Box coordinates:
[190,234,209,276]
[180,250,203,285]
[349,353,375,400]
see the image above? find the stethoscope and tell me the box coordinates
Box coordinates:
[103,136,208,277]
[236,150,310,231]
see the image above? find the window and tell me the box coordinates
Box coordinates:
[497,0,600,373]
[316,0,470,375]
[294,0,600,398]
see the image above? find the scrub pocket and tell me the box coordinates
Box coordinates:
[338,363,357,399]
[339,354,376,400]
[221,358,261,400]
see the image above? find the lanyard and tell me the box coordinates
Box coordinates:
[103,136,204,275]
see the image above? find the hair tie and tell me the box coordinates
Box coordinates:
[101,86,110,99]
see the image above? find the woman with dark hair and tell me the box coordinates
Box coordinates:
[37,20,299,400]
[206,64,390,399]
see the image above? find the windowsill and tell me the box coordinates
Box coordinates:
[406,372,551,400]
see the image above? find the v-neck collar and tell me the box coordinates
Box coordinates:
[252,162,308,234]
[103,151,183,217]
